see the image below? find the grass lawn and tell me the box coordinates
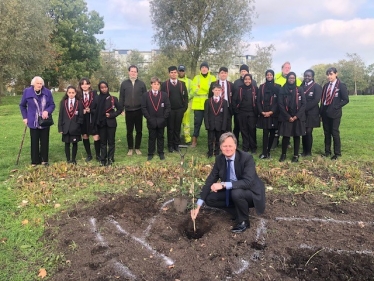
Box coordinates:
[0,94,373,280]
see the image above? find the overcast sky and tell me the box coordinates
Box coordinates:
[86,0,374,75]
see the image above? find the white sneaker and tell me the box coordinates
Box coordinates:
[127,150,133,156]
[135,149,142,155]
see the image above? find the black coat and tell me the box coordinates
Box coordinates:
[199,150,265,215]
[204,97,228,131]
[232,85,258,116]
[320,79,349,119]
[278,86,306,122]
[142,91,171,129]
[58,99,84,135]
[256,83,280,129]
[303,82,322,127]
[92,95,123,128]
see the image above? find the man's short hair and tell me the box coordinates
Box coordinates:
[218,66,228,73]
[168,66,177,72]
[281,61,291,69]
[211,83,222,90]
[128,65,138,72]
[150,76,161,84]
[219,132,237,146]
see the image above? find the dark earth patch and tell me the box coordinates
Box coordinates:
[45,193,374,280]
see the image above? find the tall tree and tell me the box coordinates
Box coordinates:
[149,0,256,76]
[0,0,54,95]
[337,53,368,95]
[249,44,275,83]
[44,0,105,88]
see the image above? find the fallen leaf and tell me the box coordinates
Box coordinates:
[22,219,29,225]
[169,248,173,252]
[38,268,47,278]
[162,207,169,211]
[0,237,7,243]
[168,264,175,269]
[138,190,143,193]
[54,203,61,208]
[358,221,365,228]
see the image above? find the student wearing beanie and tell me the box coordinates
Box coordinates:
[190,61,217,147]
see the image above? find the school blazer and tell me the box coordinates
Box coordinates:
[204,98,228,131]
[58,99,84,135]
[208,81,235,114]
[141,91,171,129]
[304,82,322,116]
[320,79,349,119]
[199,150,265,215]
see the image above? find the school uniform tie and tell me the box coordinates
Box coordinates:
[221,81,225,99]
[69,100,74,112]
[153,91,157,97]
[225,159,232,207]
[214,97,219,103]
[172,81,176,86]
[84,93,88,102]
[325,83,333,105]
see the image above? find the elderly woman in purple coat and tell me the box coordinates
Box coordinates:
[19,76,55,166]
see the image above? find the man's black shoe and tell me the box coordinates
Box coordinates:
[259,153,269,159]
[147,155,153,161]
[85,155,92,162]
[291,155,299,163]
[168,147,174,153]
[231,221,249,233]
[159,154,165,160]
[331,155,339,160]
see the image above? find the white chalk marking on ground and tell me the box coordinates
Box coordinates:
[275,217,374,226]
[299,243,374,256]
[113,261,136,280]
[110,219,175,266]
[251,218,267,261]
[89,217,108,246]
[89,217,137,279]
[233,259,249,275]
[143,198,174,238]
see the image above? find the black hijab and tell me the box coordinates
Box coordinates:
[283,72,297,95]
[96,81,110,126]
[241,74,253,90]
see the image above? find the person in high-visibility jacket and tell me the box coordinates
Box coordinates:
[178,65,193,144]
[274,61,302,87]
[191,62,216,147]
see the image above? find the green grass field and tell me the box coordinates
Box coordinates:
[0,94,373,280]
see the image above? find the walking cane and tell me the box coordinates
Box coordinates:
[16,125,27,165]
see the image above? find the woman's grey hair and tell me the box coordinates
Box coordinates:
[31,76,45,86]
[219,132,237,146]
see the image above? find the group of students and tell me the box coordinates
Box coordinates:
[189,62,349,162]
[19,61,349,166]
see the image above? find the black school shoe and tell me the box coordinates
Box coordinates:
[86,155,93,162]
[231,221,250,233]
[291,155,299,163]
[279,154,286,162]
[159,153,165,160]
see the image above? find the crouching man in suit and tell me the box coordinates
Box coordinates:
[191,132,265,233]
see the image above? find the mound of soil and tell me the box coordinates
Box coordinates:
[44,193,374,280]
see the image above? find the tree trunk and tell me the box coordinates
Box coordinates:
[354,80,357,95]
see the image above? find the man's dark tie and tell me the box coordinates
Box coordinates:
[172,81,176,86]
[226,159,232,206]
[221,81,225,98]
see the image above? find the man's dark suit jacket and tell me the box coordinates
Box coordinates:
[320,79,349,119]
[199,149,265,215]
